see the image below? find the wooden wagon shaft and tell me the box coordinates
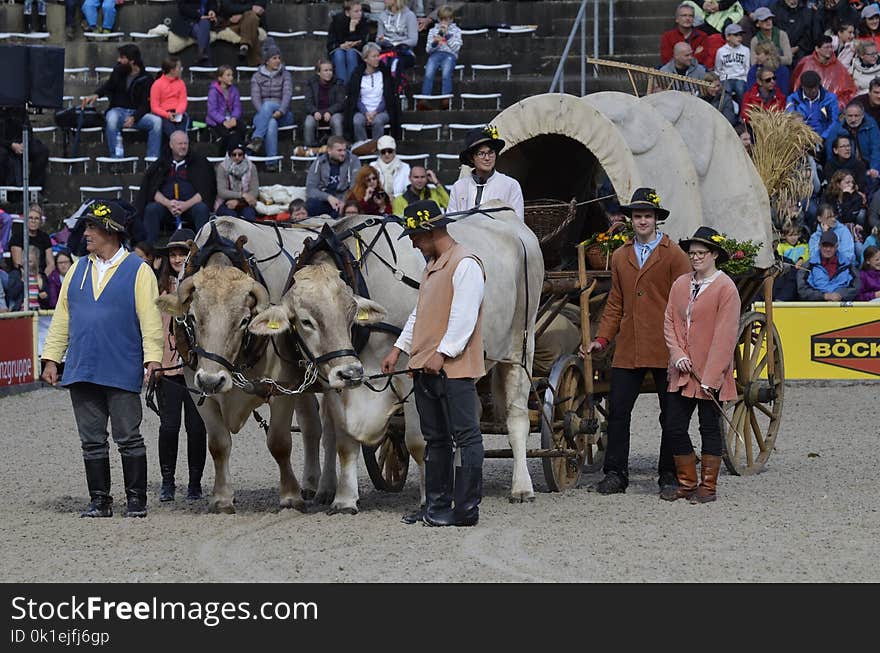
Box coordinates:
[534,295,572,342]
[578,245,596,399]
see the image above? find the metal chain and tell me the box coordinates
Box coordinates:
[230,362,320,396]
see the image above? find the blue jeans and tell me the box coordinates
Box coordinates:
[65,0,79,27]
[331,48,361,85]
[303,112,344,147]
[106,108,162,159]
[192,18,211,52]
[215,204,257,221]
[422,51,457,96]
[353,111,389,143]
[24,0,46,14]
[306,197,339,219]
[723,78,747,101]
[251,101,294,157]
[160,114,190,139]
[82,0,116,30]
[143,201,210,245]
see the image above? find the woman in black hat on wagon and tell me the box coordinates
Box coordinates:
[154,228,207,501]
[446,125,524,219]
[662,226,740,504]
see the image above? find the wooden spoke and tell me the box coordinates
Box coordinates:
[755,402,775,419]
[743,404,754,467]
[749,323,767,373]
[749,410,766,453]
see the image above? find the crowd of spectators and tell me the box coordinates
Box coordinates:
[662,1,880,302]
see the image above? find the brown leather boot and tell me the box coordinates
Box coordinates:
[661,453,698,501]
[693,454,722,503]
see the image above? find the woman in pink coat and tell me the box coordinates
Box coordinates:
[662,226,740,504]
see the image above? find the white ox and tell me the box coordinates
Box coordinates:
[156,217,386,513]
[251,201,544,510]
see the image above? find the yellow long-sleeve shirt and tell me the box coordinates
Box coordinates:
[42,251,165,366]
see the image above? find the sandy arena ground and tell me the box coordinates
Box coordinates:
[1,382,878,583]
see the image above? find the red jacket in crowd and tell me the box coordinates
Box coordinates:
[791,51,858,110]
[739,83,786,122]
[660,27,712,69]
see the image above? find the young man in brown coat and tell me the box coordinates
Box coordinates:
[584,188,692,495]
[381,200,486,527]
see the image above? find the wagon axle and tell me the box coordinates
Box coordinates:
[742,380,777,408]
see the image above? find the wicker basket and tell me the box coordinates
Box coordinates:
[585,244,610,270]
[523,198,577,245]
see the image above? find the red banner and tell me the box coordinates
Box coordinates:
[0,316,36,386]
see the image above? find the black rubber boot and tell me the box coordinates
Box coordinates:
[421,453,455,527]
[186,466,203,500]
[121,455,148,518]
[23,12,33,33]
[37,13,47,32]
[158,432,176,502]
[657,470,678,499]
[453,465,483,527]
[80,457,113,518]
[593,470,627,494]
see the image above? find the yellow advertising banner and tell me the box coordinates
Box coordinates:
[756,302,880,379]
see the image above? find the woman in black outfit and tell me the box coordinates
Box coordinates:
[328,0,372,85]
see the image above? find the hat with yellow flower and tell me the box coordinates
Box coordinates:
[460,124,505,165]
[619,187,670,221]
[397,200,451,238]
[82,200,130,236]
[678,226,730,264]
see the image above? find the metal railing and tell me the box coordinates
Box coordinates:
[549,0,615,96]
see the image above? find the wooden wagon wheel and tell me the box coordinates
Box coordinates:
[362,428,410,492]
[720,311,785,476]
[541,354,595,491]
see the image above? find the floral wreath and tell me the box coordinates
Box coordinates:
[405,208,436,230]
[87,202,123,231]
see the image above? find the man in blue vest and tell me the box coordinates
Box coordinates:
[42,201,164,519]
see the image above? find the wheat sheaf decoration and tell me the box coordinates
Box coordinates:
[746,106,821,224]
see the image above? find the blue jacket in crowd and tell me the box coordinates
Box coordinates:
[824,114,880,172]
[786,87,839,141]
[808,222,857,265]
[797,253,860,300]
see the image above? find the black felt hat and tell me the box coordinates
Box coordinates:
[678,226,730,264]
[459,124,505,165]
[397,200,451,238]
[619,187,670,221]
[82,200,129,235]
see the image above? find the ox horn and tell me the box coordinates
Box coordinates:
[234,235,254,277]
[250,280,270,313]
[184,240,199,277]
[177,275,197,306]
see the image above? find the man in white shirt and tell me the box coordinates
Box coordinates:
[447,125,524,219]
[381,200,486,527]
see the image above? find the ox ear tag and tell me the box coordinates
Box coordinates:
[267,321,282,330]
[356,308,370,322]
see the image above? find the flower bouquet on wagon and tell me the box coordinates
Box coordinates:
[579,220,634,270]
[710,232,760,277]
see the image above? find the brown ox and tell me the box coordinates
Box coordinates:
[156,261,325,513]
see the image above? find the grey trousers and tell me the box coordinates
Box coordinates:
[414,373,484,467]
[69,382,146,460]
